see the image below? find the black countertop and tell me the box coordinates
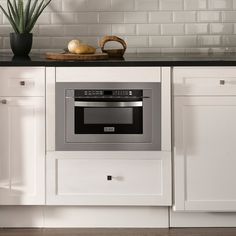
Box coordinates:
[2,52,236,66]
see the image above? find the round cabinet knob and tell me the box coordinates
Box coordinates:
[20,81,26,86]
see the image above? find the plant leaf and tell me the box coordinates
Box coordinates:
[26,0,44,32]
[7,0,17,21]
[25,0,32,28]
[12,0,19,21]
[0,5,19,33]
[28,0,39,22]
[18,0,25,33]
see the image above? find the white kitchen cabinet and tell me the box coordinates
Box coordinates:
[0,97,45,205]
[0,67,45,205]
[46,151,171,206]
[173,67,236,212]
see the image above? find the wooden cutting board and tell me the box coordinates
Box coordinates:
[46,52,109,61]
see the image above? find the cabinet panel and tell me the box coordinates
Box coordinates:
[173,67,236,96]
[56,67,161,82]
[0,67,45,97]
[0,97,45,205]
[174,96,236,211]
[47,151,171,206]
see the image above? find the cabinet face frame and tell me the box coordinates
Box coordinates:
[46,67,171,152]
[46,67,172,206]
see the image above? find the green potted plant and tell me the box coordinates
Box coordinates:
[0,0,51,56]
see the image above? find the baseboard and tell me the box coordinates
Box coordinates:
[170,210,236,227]
[0,206,169,228]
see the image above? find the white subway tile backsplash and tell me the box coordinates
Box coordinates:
[208,0,233,10]
[174,36,197,47]
[75,13,99,24]
[88,24,112,36]
[124,12,148,23]
[222,11,236,22]
[86,0,111,11]
[62,0,86,12]
[173,12,196,23]
[161,24,184,35]
[0,25,11,36]
[45,0,62,12]
[198,35,222,46]
[99,12,124,23]
[149,36,172,47]
[39,25,65,36]
[185,24,208,34]
[198,11,221,22]
[37,13,51,25]
[223,35,236,46]
[111,0,134,11]
[64,25,88,36]
[210,23,234,34]
[112,24,136,35]
[149,12,173,23]
[160,0,183,10]
[137,24,160,35]
[135,0,158,11]
[0,0,235,52]
[125,36,148,47]
[51,13,75,24]
[184,0,207,10]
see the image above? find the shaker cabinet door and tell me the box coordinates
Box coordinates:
[174,96,236,211]
[0,97,45,205]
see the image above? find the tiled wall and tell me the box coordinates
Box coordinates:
[1,0,236,53]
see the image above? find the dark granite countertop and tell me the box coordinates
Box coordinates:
[2,52,236,66]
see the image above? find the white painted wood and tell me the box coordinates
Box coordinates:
[173,67,236,96]
[0,206,169,228]
[161,67,171,151]
[56,67,161,82]
[46,67,56,151]
[0,97,45,205]
[0,67,45,97]
[46,151,171,206]
[170,210,236,227]
[43,206,169,228]
[173,96,236,211]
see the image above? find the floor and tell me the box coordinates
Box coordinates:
[0,228,236,236]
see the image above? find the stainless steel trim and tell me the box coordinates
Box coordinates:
[74,101,143,107]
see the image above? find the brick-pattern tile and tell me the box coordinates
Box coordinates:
[0,0,235,52]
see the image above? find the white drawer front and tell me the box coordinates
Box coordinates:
[46,152,171,206]
[0,67,45,96]
[173,67,236,96]
[56,67,161,82]
[57,159,162,195]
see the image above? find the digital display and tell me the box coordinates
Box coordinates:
[104,90,113,96]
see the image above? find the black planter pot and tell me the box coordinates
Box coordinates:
[10,33,33,56]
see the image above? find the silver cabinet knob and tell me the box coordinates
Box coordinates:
[220,80,225,85]
[1,99,7,104]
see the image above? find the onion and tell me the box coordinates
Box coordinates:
[68,40,81,53]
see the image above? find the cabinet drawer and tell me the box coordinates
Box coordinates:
[56,67,161,82]
[173,67,236,96]
[46,152,171,206]
[0,67,45,96]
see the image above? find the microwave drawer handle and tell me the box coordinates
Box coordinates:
[74,101,143,107]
